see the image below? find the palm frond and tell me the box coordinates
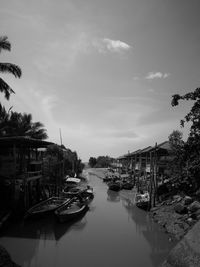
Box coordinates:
[0,78,15,100]
[0,63,22,78]
[0,36,11,53]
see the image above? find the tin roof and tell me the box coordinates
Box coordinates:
[0,136,53,148]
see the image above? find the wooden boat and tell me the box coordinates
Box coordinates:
[122,182,134,190]
[135,192,150,210]
[64,177,81,188]
[80,188,94,204]
[62,187,84,197]
[55,197,88,223]
[108,181,121,191]
[24,197,71,219]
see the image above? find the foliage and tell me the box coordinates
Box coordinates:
[168,130,185,176]
[0,108,48,139]
[89,157,97,168]
[89,155,114,168]
[0,36,22,100]
[45,145,84,180]
[172,88,200,190]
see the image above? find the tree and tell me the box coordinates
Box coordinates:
[168,130,185,176]
[0,36,22,100]
[89,157,97,168]
[0,110,48,139]
[0,103,10,136]
[172,88,200,189]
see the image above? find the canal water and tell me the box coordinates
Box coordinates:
[0,170,176,267]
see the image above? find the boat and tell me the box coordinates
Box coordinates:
[108,181,121,191]
[62,187,84,197]
[122,181,134,190]
[135,192,150,210]
[55,197,88,223]
[103,177,112,183]
[24,197,71,219]
[80,188,94,204]
[64,177,81,189]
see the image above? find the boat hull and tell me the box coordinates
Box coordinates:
[24,197,71,219]
[108,183,121,191]
[55,198,88,223]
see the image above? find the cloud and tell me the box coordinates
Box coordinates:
[92,38,132,53]
[145,72,170,80]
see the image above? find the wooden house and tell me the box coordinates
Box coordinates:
[0,136,53,211]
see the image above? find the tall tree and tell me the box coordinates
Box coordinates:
[168,130,185,176]
[0,36,22,100]
[172,88,200,189]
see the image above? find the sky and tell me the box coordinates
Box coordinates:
[0,0,200,161]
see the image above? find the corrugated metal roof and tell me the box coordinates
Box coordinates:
[0,136,53,148]
[117,141,171,159]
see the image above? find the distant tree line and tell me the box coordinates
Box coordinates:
[89,156,114,168]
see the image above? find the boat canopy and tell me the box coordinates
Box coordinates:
[65,177,81,184]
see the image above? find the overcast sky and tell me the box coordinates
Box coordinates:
[1,0,200,161]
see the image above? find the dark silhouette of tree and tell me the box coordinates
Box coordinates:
[89,157,97,168]
[0,36,22,100]
[0,110,48,139]
[168,130,185,177]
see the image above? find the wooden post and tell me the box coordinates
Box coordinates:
[152,143,158,207]
[13,144,17,208]
[148,151,153,210]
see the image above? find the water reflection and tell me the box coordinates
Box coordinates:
[0,171,176,267]
[122,198,176,267]
[1,212,88,241]
[107,189,120,202]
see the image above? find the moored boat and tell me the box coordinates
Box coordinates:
[135,192,150,210]
[80,188,94,204]
[122,182,134,190]
[24,197,71,219]
[62,187,84,197]
[55,197,88,223]
[108,181,121,191]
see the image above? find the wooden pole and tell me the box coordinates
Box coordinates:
[148,151,153,210]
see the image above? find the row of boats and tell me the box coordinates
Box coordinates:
[24,180,94,223]
[104,176,134,192]
[104,170,150,210]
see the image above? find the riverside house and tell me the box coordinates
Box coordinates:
[0,136,53,212]
[117,141,173,189]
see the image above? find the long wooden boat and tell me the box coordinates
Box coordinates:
[24,197,71,219]
[55,197,88,223]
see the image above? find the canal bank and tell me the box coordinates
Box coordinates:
[162,220,200,267]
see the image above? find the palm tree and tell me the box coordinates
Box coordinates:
[0,36,22,100]
[4,111,48,140]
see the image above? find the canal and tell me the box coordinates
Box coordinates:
[0,169,176,267]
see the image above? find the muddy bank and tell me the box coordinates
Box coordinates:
[161,219,200,267]
[150,195,200,241]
